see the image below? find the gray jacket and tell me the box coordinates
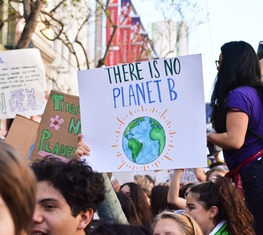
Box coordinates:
[97,173,129,224]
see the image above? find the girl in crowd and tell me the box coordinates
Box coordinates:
[207,41,263,234]
[205,165,229,181]
[120,182,153,229]
[116,192,143,226]
[151,185,177,217]
[0,141,36,235]
[168,170,255,234]
[179,183,195,199]
[186,176,255,235]
[152,211,203,235]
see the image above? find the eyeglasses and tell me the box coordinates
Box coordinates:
[215,60,222,68]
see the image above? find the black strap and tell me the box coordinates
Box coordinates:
[248,126,263,142]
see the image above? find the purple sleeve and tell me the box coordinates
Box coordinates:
[226,90,253,117]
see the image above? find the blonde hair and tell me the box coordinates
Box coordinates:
[134,174,153,195]
[152,211,203,235]
[0,142,36,235]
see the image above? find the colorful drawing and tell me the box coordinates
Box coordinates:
[77,54,207,172]
[31,90,80,161]
[122,116,166,164]
[112,106,176,171]
[49,115,64,130]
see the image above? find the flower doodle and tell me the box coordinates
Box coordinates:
[49,115,64,131]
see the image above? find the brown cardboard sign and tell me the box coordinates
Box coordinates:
[5,114,39,160]
[31,90,80,161]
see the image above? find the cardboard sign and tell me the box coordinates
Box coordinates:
[0,48,46,118]
[5,114,39,160]
[31,90,80,161]
[77,55,207,172]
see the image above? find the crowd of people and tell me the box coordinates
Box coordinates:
[2,40,263,235]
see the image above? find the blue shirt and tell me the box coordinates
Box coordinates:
[223,86,263,170]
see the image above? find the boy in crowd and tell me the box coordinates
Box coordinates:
[30,157,105,235]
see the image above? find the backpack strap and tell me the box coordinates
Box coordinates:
[248,126,263,142]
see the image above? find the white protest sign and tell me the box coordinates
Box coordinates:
[0,48,46,118]
[77,54,207,172]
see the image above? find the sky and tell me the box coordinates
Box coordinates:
[132,0,263,102]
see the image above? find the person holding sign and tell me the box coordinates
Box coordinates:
[75,134,129,226]
[207,41,263,234]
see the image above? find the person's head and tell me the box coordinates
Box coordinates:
[0,141,36,235]
[186,176,255,235]
[152,211,203,235]
[89,223,151,235]
[218,41,261,83]
[30,157,105,235]
[205,165,229,181]
[120,182,153,229]
[150,185,170,217]
[116,192,143,226]
[134,174,154,198]
[208,161,224,169]
[145,174,155,186]
[211,41,261,132]
[179,183,195,199]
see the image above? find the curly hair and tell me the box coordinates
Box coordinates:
[210,41,262,132]
[152,211,203,235]
[30,157,105,216]
[0,141,36,235]
[120,182,153,229]
[189,176,255,235]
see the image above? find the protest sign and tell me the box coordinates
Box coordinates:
[77,55,207,172]
[5,114,39,160]
[31,90,80,161]
[0,48,46,118]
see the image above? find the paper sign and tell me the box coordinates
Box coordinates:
[0,48,46,118]
[5,114,39,160]
[31,90,80,161]
[77,55,207,172]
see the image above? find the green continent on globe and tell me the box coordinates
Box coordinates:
[123,117,144,138]
[149,118,166,155]
[128,138,143,162]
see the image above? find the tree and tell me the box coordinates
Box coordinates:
[0,0,117,70]
[140,0,208,58]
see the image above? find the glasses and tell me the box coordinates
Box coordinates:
[215,60,222,68]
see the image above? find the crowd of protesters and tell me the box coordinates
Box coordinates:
[2,40,263,235]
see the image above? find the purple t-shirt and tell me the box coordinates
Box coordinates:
[223,86,263,170]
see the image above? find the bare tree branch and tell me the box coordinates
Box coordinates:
[15,0,44,48]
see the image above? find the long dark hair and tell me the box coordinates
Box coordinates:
[120,182,153,229]
[210,41,262,132]
[150,185,177,217]
[116,192,143,226]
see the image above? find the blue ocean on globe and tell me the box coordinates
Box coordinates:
[122,116,166,164]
